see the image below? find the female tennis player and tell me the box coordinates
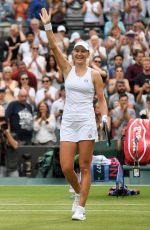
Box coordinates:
[40,8,108,221]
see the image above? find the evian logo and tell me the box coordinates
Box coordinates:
[132,126,142,152]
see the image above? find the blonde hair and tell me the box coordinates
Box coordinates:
[10,24,19,32]
[143,56,150,62]
[3,66,13,73]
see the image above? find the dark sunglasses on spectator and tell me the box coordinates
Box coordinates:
[94,60,101,63]
[33,47,38,50]
[42,80,50,83]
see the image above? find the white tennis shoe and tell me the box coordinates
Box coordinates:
[72,205,86,221]
[72,193,80,214]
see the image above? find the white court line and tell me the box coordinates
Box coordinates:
[0,203,149,206]
[0,210,149,213]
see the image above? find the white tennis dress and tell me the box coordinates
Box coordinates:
[60,66,98,142]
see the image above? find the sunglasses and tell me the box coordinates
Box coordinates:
[94,60,101,63]
[33,47,38,50]
[21,78,28,80]
[42,80,50,83]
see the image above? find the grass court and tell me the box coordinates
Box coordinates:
[0,185,149,230]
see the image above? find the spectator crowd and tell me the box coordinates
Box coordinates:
[0,0,150,149]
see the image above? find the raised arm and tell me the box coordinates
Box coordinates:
[40,8,71,79]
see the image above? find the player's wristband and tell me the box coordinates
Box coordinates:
[102,115,108,123]
[44,23,52,31]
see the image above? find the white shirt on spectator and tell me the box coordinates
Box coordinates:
[33,114,57,144]
[83,1,102,23]
[33,30,48,55]
[35,86,57,109]
[51,97,65,129]
[18,42,43,61]
[24,55,46,86]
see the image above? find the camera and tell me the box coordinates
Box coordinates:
[0,117,8,139]
[0,123,8,131]
[0,117,8,131]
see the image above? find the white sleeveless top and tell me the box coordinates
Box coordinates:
[84,1,100,23]
[60,66,98,141]
[63,66,95,122]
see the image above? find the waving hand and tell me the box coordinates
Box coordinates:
[40,8,51,25]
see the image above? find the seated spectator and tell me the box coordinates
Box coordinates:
[125,50,144,92]
[51,85,65,143]
[5,88,33,145]
[13,0,28,23]
[81,0,104,27]
[6,24,26,61]
[33,101,56,145]
[30,18,49,56]
[50,0,66,32]
[90,56,108,79]
[11,60,19,73]
[46,54,63,92]
[55,25,69,54]
[103,0,124,20]
[105,25,122,66]
[117,31,147,66]
[124,0,142,28]
[111,93,136,140]
[134,56,150,95]
[27,0,49,21]
[24,44,46,89]
[86,29,104,46]
[104,8,126,38]
[35,76,57,110]
[88,35,107,65]
[108,80,135,110]
[108,54,125,79]
[131,32,147,54]
[133,21,149,53]
[116,34,134,68]
[18,31,42,62]
[139,95,150,119]
[3,66,18,102]
[0,0,14,23]
[12,61,37,90]
[108,66,130,95]
[14,73,35,111]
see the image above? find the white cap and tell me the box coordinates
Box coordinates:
[74,41,89,51]
[70,32,80,43]
[125,30,136,36]
[57,25,66,32]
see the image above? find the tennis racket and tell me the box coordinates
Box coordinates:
[103,122,111,147]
